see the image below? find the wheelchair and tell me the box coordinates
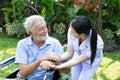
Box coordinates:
[0,56,71,80]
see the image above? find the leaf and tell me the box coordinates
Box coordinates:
[55,2,65,7]
[67,7,75,17]
[1,8,14,13]
[4,12,10,24]
[41,7,46,17]
[74,5,80,13]
[118,0,120,10]
[42,0,54,20]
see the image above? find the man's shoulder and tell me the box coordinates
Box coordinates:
[48,37,59,42]
[47,37,61,45]
[18,36,31,44]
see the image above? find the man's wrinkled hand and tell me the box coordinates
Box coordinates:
[48,52,61,62]
[40,61,54,70]
[40,60,60,70]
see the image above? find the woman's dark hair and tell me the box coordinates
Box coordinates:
[70,15,97,65]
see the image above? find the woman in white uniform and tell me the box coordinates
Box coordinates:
[40,15,104,80]
[49,15,104,80]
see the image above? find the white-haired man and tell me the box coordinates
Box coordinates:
[15,15,67,80]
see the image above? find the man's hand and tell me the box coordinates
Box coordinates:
[40,61,60,70]
[40,52,61,62]
[47,52,61,62]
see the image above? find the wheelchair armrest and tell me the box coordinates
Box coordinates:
[0,56,15,69]
[6,68,19,78]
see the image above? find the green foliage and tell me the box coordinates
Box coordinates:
[1,0,120,51]
[52,23,67,44]
[101,0,120,51]
[53,23,66,34]
[41,0,54,21]
[67,7,76,17]
[0,32,5,38]
[5,20,27,38]
[0,28,2,32]
[108,14,120,42]
[1,8,13,24]
[51,32,67,44]
[115,28,120,41]
[1,0,28,24]
[102,29,117,51]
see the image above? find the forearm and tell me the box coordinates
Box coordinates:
[57,60,77,68]
[61,45,74,60]
[58,53,89,69]
[19,58,44,77]
[60,52,73,60]
[58,67,70,74]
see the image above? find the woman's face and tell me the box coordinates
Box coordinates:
[70,26,80,39]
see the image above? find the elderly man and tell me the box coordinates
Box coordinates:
[15,15,65,80]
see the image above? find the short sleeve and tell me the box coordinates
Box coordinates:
[67,28,73,45]
[53,39,64,55]
[85,50,91,58]
[85,35,104,58]
[97,35,104,50]
[15,41,28,64]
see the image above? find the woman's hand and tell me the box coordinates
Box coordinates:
[40,60,60,70]
[49,63,70,74]
[40,61,54,70]
[49,63,61,69]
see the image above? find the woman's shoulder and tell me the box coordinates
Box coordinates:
[97,34,104,48]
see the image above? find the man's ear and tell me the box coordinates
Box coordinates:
[29,31,32,35]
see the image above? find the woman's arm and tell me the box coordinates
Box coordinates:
[60,45,74,60]
[58,67,71,74]
[54,53,89,69]
[40,60,70,74]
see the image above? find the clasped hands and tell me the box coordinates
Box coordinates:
[40,52,61,70]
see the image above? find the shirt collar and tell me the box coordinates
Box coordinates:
[26,36,51,46]
[79,29,92,50]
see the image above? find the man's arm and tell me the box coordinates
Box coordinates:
[40,60,70,74]
[19,59,40,77]
[19,55,49,77]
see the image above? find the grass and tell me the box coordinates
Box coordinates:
[93,52,120,80]
[0,32,5,38]
[0,38,18,77]
[0,38,120,80]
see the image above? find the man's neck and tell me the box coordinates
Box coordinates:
[33,39,45,48]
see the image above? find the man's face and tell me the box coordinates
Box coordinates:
[31,20,48,42]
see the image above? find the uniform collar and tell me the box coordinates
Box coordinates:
[79,30,92,50]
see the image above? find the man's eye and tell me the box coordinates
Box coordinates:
[39,29,42,31]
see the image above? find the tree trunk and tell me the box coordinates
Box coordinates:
[98,0,102,35]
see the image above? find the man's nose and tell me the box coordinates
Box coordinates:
[42,27,48,33]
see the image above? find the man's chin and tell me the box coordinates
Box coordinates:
[39,36,48,41]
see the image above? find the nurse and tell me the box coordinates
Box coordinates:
[49,15,104,80]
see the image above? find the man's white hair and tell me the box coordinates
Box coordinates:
[23,15,45,34]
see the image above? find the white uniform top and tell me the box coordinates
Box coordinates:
[68,27,104,80]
